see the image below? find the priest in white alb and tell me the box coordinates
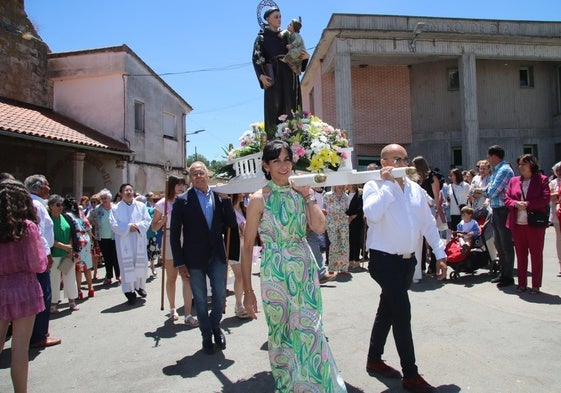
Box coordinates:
[109,183,152,305]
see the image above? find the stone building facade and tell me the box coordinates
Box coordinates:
[302,14,561,172]
[0,0,191,197]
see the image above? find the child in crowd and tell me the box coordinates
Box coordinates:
[455,206,480,253]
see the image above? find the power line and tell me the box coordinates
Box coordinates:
[126,45,316,77]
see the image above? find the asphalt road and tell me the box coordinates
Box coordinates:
[1,228,560,392]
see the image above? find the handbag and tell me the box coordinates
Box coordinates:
[57,255,74,274]
[521,187,548,227]
[527,211,548,227]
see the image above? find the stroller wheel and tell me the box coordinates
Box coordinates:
[450,271,460,280]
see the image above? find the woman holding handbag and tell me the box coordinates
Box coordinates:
[504,154,550,294]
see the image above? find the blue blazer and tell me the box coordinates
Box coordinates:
[170,187,236,269]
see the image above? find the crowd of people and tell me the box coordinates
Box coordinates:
[1,141,560,392]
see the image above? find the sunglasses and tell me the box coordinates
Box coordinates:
[53,202,63,207]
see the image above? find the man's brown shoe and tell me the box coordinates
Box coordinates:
[30,337,61,348]
[366,360,402,379]
[402,373,436,393]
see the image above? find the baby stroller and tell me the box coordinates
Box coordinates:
[445,207,499,280]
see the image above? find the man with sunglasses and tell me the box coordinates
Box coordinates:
[362,144,447,393]
[24,174,61,348]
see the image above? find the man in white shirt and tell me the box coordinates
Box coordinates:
[24,174,61,348]
[362,144,447,393]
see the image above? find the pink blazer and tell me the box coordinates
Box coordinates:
[504,173,550,229]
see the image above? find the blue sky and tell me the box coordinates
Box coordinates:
[25,0,561,162]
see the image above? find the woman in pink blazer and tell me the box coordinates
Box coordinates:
[504,154,550,294]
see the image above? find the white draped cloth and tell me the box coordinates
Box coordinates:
[109,200,151,293]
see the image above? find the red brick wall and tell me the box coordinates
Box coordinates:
[351,65,412,145]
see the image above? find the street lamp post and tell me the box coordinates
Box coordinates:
[186,129,206,166]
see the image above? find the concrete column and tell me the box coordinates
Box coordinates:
[334,52,354,146]
[459,52,479,169]
[73,151,86,198]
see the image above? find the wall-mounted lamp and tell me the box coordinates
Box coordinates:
[408,22,427,53]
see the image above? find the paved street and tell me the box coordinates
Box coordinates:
[1,228,560,393]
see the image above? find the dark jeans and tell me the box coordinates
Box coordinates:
[189,254,227,340]
[30,271,51,344]
[99,238,120,279]
[367,249,418,377]
[491,206,515,279]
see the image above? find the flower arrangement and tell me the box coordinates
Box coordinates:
[224,111,350,175]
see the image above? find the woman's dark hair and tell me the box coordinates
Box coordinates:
[450,168,463,184]
[0,180,38,243]
[232,193,247,217]
[166,175,186,200]
[412,156,430,180]
[517,154,540,174]
[62,195,80,215]
[262,139,293,180]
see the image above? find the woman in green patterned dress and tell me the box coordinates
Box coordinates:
[241,140,347,392]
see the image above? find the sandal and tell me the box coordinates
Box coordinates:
[516,286,527,293]
[169,308,179,321]
[184,314,199,328]
[529,287,540,295]
[69,302,80,311]
[235,306,250,319]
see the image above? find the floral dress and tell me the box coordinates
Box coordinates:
[258,181,347,393]
[323,191,350,272]
[68,211,93,269]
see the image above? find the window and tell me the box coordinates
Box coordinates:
[358,156,380,172]
[447,68,459,90]
[451,146,462,168]
[557,66,561,113]
[523,144,537,156]
[163,112,176,140]
[308,88,315,115]
[519,66,534,88]
[134,101,145,133]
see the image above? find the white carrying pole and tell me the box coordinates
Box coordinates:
[288,167,417,188]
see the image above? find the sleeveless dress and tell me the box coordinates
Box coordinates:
[258,181,347,393]
[0,220,47,320]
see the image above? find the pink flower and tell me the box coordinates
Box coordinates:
[297,147,305,157]
[278,114,288,121]
[240,141,246,146]
[341,151,348,159]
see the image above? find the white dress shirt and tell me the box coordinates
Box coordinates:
[30,193,54,256]
[363,178,445,260]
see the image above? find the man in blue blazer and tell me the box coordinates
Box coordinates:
[170,162,236,354]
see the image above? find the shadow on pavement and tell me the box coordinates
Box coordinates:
[100,298,146,313]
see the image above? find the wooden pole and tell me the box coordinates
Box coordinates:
[160,180,169,310]
[160,161,172,311]
[224,226,231,314]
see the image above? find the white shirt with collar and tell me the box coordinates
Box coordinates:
[30,193,54,256]
[363,177,445,259]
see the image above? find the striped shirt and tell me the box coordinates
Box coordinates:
[486,161,514,208]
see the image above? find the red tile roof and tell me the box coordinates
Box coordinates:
[0,97,131,155]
